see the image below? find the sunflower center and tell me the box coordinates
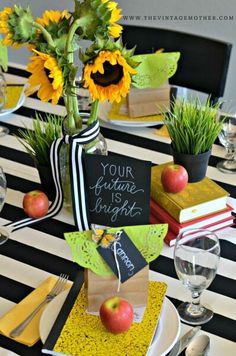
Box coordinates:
[91,61,123,87]
[44,67,53,84]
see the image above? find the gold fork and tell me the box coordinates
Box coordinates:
[10,273,69,338]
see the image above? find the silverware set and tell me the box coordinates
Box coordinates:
[168,326,210,356]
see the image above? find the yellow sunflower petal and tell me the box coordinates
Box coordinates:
[27,51,63,105]
[36,9,70,26]
[108,23,122,38]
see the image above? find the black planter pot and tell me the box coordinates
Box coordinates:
[36,163,56,201]
[171,147,212,183]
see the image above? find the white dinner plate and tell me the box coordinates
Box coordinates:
[40,290,180,356]
[98,101,163,128]
[0,348,20,356]
[149,298,180,356]
[0,92,25,117]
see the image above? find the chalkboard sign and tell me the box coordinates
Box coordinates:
[84,154,152,227]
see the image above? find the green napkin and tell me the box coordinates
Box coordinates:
[132,52,180,89]
[65,224,168,276]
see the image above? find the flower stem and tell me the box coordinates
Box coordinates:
[64,94,76,130]
[65,19,85,129]
[32,22,55,48]
[88,100,99,125]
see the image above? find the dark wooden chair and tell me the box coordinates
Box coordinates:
[122,25,232,103]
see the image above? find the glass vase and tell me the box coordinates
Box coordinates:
[60,112,107,211]
[0,69,9,136]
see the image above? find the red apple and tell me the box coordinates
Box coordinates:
[99,296,134,334]
[161,164,188,193]
[23,190,49,218]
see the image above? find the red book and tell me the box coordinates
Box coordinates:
[150,198,234,235]
[149,213,235,247]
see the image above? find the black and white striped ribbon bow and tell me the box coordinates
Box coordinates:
[4,119,100,232]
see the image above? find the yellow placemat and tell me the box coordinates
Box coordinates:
[155,125,170,138]
[108,98,163,123]
[54,281,167,356]
[4,85,25,110]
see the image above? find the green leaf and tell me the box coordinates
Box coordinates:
[16,112,63,165]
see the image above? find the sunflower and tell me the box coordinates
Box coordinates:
[0,6,37,47]
[83,50,136,103]
[0,7,20,47]
[73,0,122,40]
[35,9,71,54]
[101,0,122,38]
[36,9,70,27]
[27,50,64,105]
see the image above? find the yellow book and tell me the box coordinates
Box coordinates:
[42,280,167,356]
[151,163,229,223]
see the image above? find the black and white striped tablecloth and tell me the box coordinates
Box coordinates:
[0,64,235,356]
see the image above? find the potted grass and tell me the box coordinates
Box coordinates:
[17,113,63,199]
[163,97,223,182]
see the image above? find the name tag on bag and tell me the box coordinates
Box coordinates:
[97,230,147,283]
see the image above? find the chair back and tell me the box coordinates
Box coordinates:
[122,25,232,102]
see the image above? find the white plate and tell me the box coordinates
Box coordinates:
[0,92,25,117]
[0,348,20,356]
[149,298,181,356]
[40,290,180,356]
[98,101,163,128]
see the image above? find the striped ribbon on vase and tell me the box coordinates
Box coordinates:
[4,119,100,232]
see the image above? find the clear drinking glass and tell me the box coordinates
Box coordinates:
[0,70,9,136]
[174,228,220,325]
[216,100,236,173]
[0,166,8,245]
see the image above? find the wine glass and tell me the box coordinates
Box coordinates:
[174,228,220,325]
[216,100,236,173]
[0,70,9,136]
[0,166,8,245]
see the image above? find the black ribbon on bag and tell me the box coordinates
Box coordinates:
[4,119,100,232]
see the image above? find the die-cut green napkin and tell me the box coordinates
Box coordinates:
[64,224,168,276]
[132,52,180,89]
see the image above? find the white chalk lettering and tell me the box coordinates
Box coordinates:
[89,176,144,196]
[101,162,109,175]
[100,163,135,178]
[90,198,142,222]
[111,242,135,276]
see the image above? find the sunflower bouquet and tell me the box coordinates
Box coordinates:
[0,0,138,130]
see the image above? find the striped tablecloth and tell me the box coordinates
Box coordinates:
[0,64,235,356]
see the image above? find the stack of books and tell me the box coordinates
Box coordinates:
[150,164,235,246]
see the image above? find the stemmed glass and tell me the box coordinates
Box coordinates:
[0,166,8,245]
[216,100,236,173]
[174,228,220,325]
